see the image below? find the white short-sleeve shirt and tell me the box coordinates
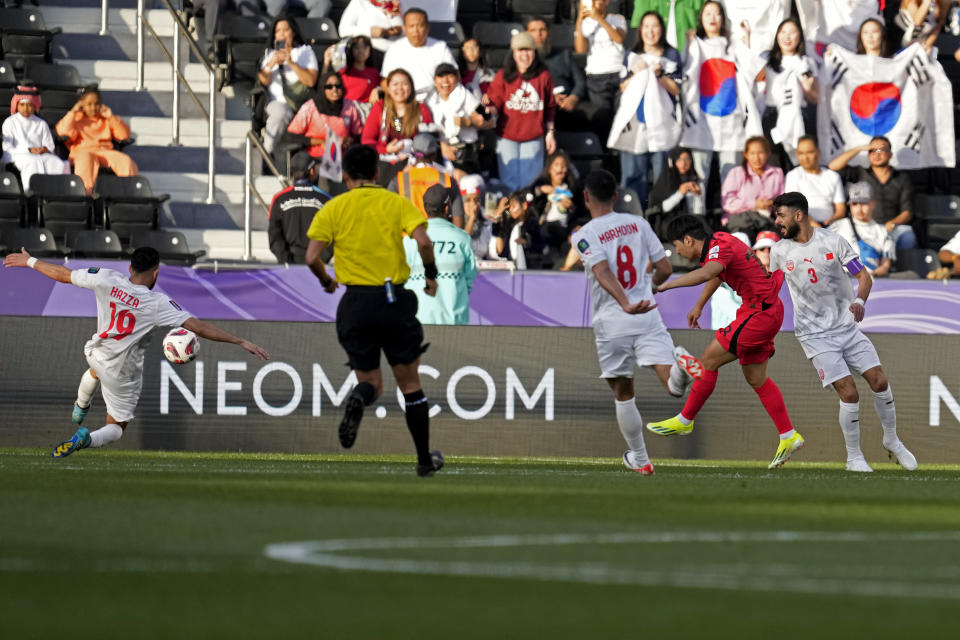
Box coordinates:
[581,14,627,75]
[260,44,319,104]
[784,166,845,224]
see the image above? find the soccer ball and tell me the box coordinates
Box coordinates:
[163,328,199,364]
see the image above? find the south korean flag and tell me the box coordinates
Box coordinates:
[315,127,343,182]
[607,66,681,154]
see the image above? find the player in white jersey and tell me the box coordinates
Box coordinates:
[572,170,702,475]
[769,192,917,472]
[3,246,270,458]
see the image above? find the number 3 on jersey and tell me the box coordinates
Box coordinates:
[99,301,137,340]
[808,267,818,284]
[616,246,637,290]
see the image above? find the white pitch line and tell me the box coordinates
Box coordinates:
[263,531,960,600]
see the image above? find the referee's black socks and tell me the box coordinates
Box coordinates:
[355,381,377,406]
[403,389,431,466]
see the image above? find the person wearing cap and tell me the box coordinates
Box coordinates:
[379,7,456,101]
[388,132,465,228]
[305,144,444,478]
[268,151,332,264]
[403,183,477,325]
[1,86,71,190]
[770,191,917,472]
[459,174,495,259]
[828,182,893,277]
[784,136,846,227]
[484,31,557,191]
[751,230,780,270]
[424,63,492,180]
[575,0,628,114]
[828,134,917,250]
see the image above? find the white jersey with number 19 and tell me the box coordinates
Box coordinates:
[572,212,667,339]
[71,267,193,379]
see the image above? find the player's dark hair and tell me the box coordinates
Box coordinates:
[342,145,378,181]
[403,7,428,23]
[584,169,618,204]
[772,192,809,217]
[130,246,160,273]
[665,215,710,243]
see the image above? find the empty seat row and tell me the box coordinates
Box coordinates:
[0,226,206,265]
[0,6,59,64]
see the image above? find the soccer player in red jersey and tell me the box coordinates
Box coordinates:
[646,215,805,468]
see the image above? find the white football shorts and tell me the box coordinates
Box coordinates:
[84,343,143,422]
[595,326,675,378]
[806,328,882,387]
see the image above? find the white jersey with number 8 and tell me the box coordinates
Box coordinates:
[572,212,667,339]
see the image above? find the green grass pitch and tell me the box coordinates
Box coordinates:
[3,448,960,639]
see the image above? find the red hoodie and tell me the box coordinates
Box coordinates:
[486,68,556,143]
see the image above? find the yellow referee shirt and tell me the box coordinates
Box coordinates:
[307,184,427,286]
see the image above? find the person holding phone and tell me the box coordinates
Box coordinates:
[257,17,319,156]
[56,85,137,195]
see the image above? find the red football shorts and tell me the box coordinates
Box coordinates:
[715,299,784,365]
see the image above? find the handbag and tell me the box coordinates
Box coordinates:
[279,65,313,111]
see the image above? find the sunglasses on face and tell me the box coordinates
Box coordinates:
[324,83,344,90]
[869,147,890,154]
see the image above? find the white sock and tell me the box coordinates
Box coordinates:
[779,428,795,440]
[615,398,649,466]
[667,363,685,396]
[89,424,123,448]
[839,401,864,461]
[76,370,99,408]
[873,387,899,447]
[677,413,693,426]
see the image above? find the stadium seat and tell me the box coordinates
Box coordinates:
[94,176,167,241]
[663,241,695,272]
[130,229,206,266]
[914,194,960,248]
[894,248,939,277]
[214,13,270,89]
[0,226,63,257]
[0,7,60,64]
[28,174,94,243]
[0,61,16,112]
[555,130,602,157]
[549,23,576,50]
[429,22,466,47]
[615,187,643,216]
[66,229,124,259]
[296,17,339,48]
[472,21,524,48]
[508,0,559,23]
[22,62,84,122]
[0,171,28,231]
[926,221,960,251]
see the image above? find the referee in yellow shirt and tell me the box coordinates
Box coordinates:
[305,145,444,477]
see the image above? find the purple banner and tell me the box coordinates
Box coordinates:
[2,259,960,333]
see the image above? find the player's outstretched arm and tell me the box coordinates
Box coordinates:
[3,248,72,283]
[181,317,270,360]
[657,261,723,293]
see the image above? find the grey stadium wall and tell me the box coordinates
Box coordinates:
[2,317,959,463]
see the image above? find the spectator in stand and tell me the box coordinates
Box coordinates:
[323,35,381,105]
[361,68,433,165]
[1,87,70,190]
[338,0,403,53]
[56,86,137,195]
[268,151,331,264]
[380,8,456,101]
[724,0,790,54]
[256,16,319,156]
[895,0,951,51]
[763,17,818,169]
[484,32,557,191]
[721,136,783,235]
[403,184,477,325]
[784,136,845,227]
[529,150,588,269]
[496,189,545,270]
[458,38,495,100]
[575,0,627,117]
[460,174,494,259]
[527,18,593,134]
[425,63,490,180]
[618,10,682,207]
[629,0,704,51]
[855,17,892,57]
[647,147,704,238]
[751,229,779,269]
[286,70,365,158]
[829,182,893,277]
[388,133,465,228]
[828,135,917,250]
[933,229,960,279]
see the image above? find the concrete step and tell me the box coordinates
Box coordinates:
[73,59,214,91]
[127,144,245,173]
[54,32,179,64]
[127,116,250,147]
[164,201,269,231]
[43,7,178,37]
[178,229,277,263]
[145,171,285,207]
[99,89,251,121]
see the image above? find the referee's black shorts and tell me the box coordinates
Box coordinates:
[335,283,425,371]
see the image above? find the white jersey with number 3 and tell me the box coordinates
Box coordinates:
[71,267,193,378]
[572,212,666,339]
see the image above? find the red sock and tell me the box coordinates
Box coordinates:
[680,369,718,420]
[754,378,794,435]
